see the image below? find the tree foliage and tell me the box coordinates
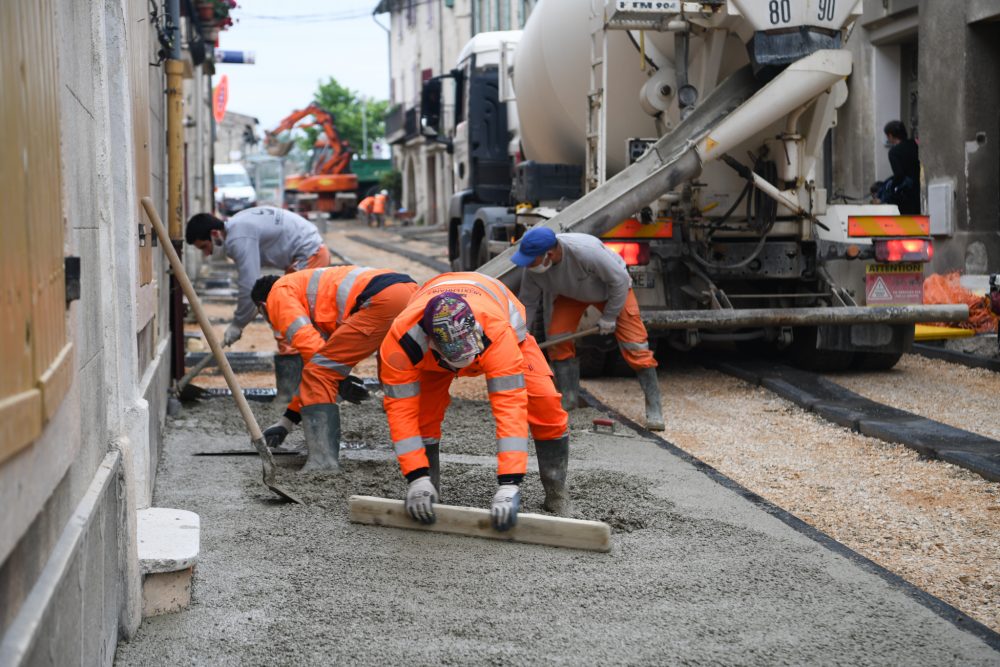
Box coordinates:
[294,76,389,158]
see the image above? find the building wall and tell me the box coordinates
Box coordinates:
[833,0,1000,274]
[0,1,208,663]
[382,0,532,228]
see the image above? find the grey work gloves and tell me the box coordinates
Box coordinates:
[597,317,617,336]
[263,414,296,448]
[222,323,243,347]
[406,476,438,524]
[491,484,521,532]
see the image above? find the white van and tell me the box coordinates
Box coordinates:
[213,163,258,215]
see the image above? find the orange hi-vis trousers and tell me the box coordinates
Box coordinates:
[385,335,568,479]
[276,245,332,356]
[290,280,417,410]
[547,289,657,370]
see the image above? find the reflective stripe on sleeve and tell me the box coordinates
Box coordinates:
[393,436,425,455]
[497,436,529,452]
[308,354,353,377]
[336,266,372,324]
[307,268,328,321]
[619,340,649,351]
[405,324,429,351]
[383,381,421,399]
[486,374,525,394]
[284,315,311,341]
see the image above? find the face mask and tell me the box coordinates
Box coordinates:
[528,255,552,274]
[446,355,475,369]
[210,237,226,260]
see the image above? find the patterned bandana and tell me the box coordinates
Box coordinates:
[423,292,484,364]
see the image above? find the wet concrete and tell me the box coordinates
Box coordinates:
[116,391,1000,666]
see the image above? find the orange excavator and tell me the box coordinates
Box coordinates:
[265,103,358,217]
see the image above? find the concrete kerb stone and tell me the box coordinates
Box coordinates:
[137,508,200,618]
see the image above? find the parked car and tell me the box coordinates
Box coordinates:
[214,163,257,215]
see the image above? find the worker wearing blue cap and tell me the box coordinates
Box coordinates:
[511,227,664,431]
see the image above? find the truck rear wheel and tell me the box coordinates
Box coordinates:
[851,351,904,371]
[788,327,856,372]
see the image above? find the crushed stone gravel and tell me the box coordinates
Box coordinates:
[585,359,1000,632]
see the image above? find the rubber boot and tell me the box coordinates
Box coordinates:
[300,403,342,472]
[273,354,303,406]
[551,359,580,411]
[636,367,665,431]
[534,436,570,515]
[425,441,441,499]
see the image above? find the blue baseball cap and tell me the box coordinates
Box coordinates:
[511,227,557,267]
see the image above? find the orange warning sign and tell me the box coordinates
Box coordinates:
[212,74,229,124]
[848,215,929,237]
[601,217,673,239]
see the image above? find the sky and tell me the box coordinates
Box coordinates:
[214,0,390,132]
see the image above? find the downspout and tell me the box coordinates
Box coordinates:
[166,0,184,240]
[166,0,186,380]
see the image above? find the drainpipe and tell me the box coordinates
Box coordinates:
[166,0,186,380]
[167,0,184,241]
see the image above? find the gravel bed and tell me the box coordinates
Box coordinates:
[584,361,1000,632]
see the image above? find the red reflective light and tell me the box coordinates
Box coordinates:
[604,241,650,266]
[874,238,934,263]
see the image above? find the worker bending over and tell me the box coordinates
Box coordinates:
[371,190,388,228]
[185,206,331,403]
[380,272,570,531]
[357,195,375,226]
[512,227,665,431]
[251,266,417,470]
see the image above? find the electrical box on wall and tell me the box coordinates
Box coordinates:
[927,180,954,236]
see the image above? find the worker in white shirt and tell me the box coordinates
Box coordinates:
[185,206,331,403]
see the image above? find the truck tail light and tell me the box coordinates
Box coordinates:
[604,241,650,266]
[874,238,933,263]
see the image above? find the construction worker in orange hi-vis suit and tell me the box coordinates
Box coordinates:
[379,272,570,532]
[371,190,388,228]
[251,266,418,471]
[357,195,375,226]
[512,227,665,431]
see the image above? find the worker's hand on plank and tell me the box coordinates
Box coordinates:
[406,476,438,524]
[338,376,370,404]
[223,323,243,347]
[263,410,299,449]
[597,318,617,336]
[491,484,521,532]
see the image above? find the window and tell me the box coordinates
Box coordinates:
[0,0,73,465]
[501,0,510,30]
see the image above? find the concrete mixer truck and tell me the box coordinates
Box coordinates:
[420,0,966,372]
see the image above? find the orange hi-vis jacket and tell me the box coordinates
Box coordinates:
[372,193,387,215]
[266,265,402,371]
[380,272,532,480]
[358,196,375,214]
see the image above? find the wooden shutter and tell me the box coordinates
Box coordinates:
[128,0,154,286]
[0,0,73,465]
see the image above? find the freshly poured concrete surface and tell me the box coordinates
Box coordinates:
[114,397,1000,666]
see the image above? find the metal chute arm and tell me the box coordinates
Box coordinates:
[480,50,853,286]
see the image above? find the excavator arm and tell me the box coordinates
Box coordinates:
[264,103,350,175]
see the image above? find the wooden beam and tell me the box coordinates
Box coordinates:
[348,496,612,553]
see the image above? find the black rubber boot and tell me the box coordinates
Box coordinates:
[300,403,342,472]
[424,441,441,499]
[636,367,665,431]
[551,359,580,411]
[273,353,303,406]
[534,436,570,515]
